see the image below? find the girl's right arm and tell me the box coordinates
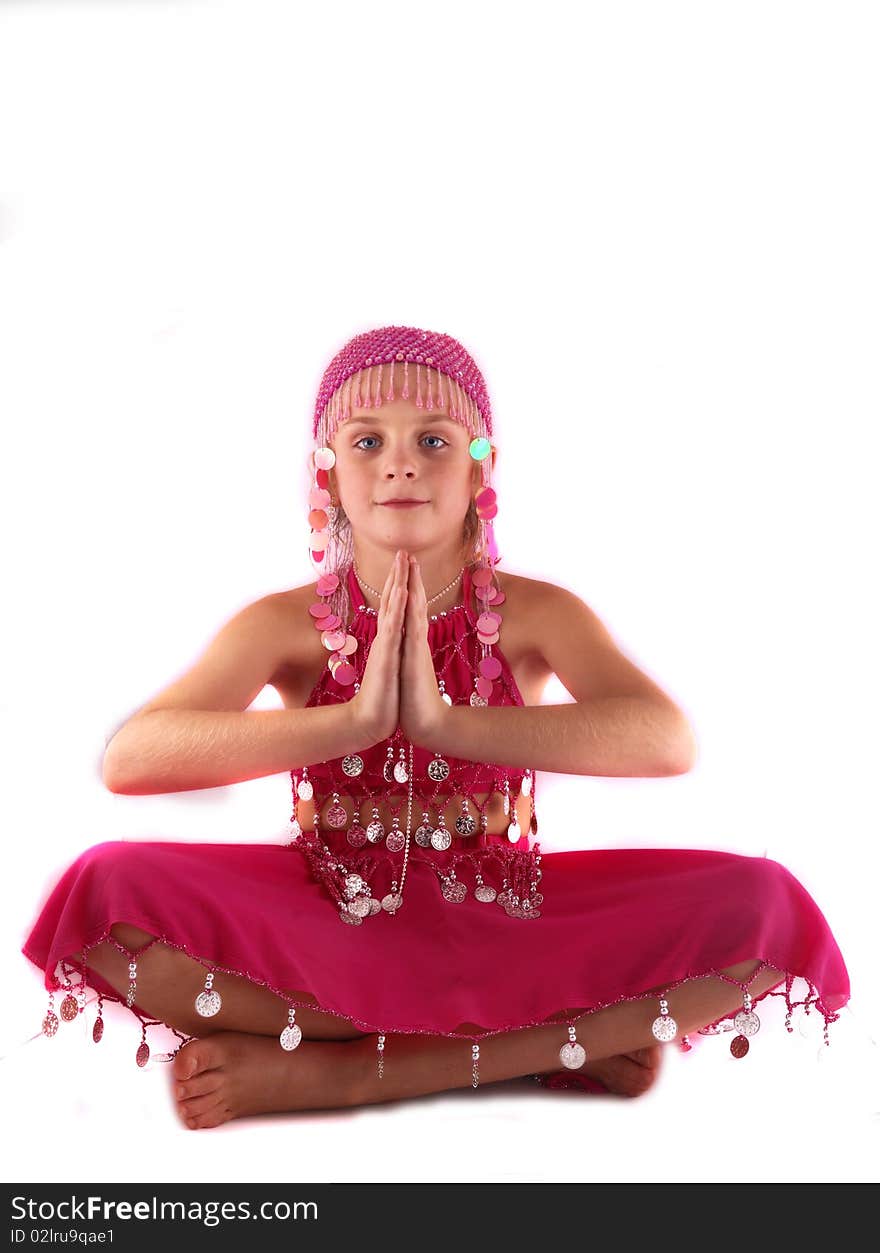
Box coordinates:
[101,595,380,796]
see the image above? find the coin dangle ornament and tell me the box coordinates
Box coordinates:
[428,753,450,783]
[393,747,409,784]
[651,996,678,1042]
[347,820,368,848]
[366,804,385,844]
[296,767,313,801]
[559,1023,587,1070]
[92,996,104,1043]
[502,778,510,816]
[341,753,364,778]
[455,798,477,837]
[382,746,395,783]
[474,872,497,903]
[195,971,222,1018]
[414,811,434,848]
[385,817,406,853]
[731,990,761,1059]
[441,871,467,903]
[280,1005,302,1051]
[382,880,403,913]
[135,1024,150,1068]
[430,811,452,851]
[325,792,349,829]
[59,992,79,1023]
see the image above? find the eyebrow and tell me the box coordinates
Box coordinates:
[345,413,459,427]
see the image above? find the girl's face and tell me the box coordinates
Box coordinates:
[328,370,495,570]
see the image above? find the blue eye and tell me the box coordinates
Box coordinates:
[353,434,449,451]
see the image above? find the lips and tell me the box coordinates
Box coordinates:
[380,500,427,507]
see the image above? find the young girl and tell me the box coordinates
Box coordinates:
[22,324,851,1131]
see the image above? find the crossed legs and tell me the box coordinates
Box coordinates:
[73,923,785,1127]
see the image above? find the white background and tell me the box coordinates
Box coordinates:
[0,0,877,1183]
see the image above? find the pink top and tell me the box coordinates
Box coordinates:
[288,560,541,913]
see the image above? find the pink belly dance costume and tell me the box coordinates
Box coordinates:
[21,325,851,1093]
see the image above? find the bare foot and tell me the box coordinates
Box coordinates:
[579,1044,663,1097]
[171,1031,359,1130]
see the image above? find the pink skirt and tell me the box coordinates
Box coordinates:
[21,838,851,1091]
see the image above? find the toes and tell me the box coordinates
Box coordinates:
[175,1070,223,1102]
[173,1039,218,1083]
[180,1092,225,1120]
[185,1106,230,1130]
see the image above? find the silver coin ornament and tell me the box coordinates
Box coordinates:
[339,909,362,926]
[469,692,488,706]
[734,1009,761,1037]
[381,892,402,913]
[366,820,385,843]
[297,778,313,800]
[342,754,364,777]
[385,830,405,853]
[559,1041,586,1069]
[348,897,371,918]
[455,813,477,837]
[529,892,544,907]
[393,760,409,783]
[383,759,395,782]
[42,1011,59,1037]
[280,1023,302,1051]
[506,820,521,844]
[368,897,382,915]
[343,873,365,899]
[431,827,452,851]
[475,883,497,903]
[326,803,348,828]
[195,989,222,1018]
[651,1014,678,1042]
[428,758,450,782]
[347,823,368,848]
[522,773,532,796]
[415,823,433,847]
[442,879,467,903]
[136,1041,150,1067]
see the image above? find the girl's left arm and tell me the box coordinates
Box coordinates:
[420,580,698,778]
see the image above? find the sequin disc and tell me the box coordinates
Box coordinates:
[59,994,79,1022]
[280,1024,303,1051]
[415,824,433,847]
[651,1014,678,1042]
[475,884,497,903]
[559,1041,586,1070]
[92,1016,104,1043]
[385,831,405,853]
[195,989,222,1018]
[366,821,385,843]
[42,1011,59,1038]
[347,823,368,848]
[326,804,348,828]
[136,1041,150,1068]
[342,754,364,777]
[428,759,450,782]
[442,880,467,903]
[381,892,402,913]
[430,828,452,851]
[730,1034,750,1058]
[734,1009,761,1037]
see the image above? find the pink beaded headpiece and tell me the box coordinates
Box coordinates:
[306,325,502,688]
